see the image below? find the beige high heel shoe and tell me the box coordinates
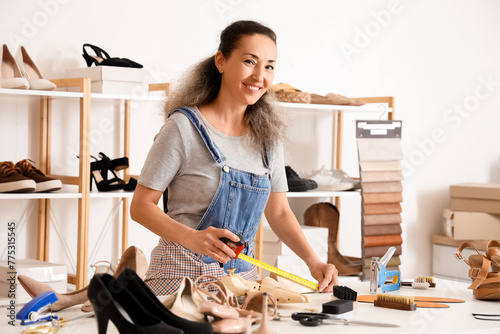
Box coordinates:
[194,275,240,320]
[241,291,277,320]
[17,246,148,312]
[162,277,208,322]
[15,46,56,90]
[0,44,29,89]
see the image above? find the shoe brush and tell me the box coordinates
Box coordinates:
[399,276,436,289]
[331,285,358,309]
[374,293,417,311]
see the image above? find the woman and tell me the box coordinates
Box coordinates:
[130,20,338,295]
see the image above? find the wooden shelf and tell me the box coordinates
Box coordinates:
[279,101,393,113]
[0,87,165,101]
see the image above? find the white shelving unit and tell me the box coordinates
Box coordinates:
[0,80,170,289]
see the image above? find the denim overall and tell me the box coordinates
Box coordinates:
[174,107,271,274]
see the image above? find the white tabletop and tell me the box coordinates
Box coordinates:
[2,277,499,334]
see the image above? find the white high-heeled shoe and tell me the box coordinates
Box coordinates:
[15,46,56,90]
[0,44,29,89]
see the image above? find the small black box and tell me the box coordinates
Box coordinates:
[322,299,353,314]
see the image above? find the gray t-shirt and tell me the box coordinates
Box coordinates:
[138,106,288,229]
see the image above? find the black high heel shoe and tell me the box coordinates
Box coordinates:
[98,152,137,191]
[82,44,143,68]
[90,156,126,192]
[117,267,213,334]
[88,273,183,334]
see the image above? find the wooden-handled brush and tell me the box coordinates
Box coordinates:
[373,293,417,311]
[358,294,464,308]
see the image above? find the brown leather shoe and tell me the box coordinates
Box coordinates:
[304,202,361,276]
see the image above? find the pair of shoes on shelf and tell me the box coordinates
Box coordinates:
[456,240,500,301]
[90,152,137,192]
[0,159,61,193]
[17,246,149,313]
[285,165,317,192]
[269,83,312,104]
[0,44,56,90]
[89,267,213,334]
[82,44,143,68]
[300,165,359,191]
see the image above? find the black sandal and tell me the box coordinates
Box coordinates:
[97,152,137,191]
[90,155,126,192]
[82,44,143,68]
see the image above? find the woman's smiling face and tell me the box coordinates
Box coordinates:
[217,33,277,106]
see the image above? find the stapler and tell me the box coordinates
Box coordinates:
[16,291,59,325]
[369,246,401,294]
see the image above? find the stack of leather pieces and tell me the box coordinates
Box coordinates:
[356,121,404,280]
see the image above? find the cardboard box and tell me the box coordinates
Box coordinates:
[65,66,149,94]
[262,225,328,256]
[0,259,67,299]
[432,244,473,282]
[450,183,500,214]
[442,209,500,240]
[431,235,488,282]
[262,253,328,282]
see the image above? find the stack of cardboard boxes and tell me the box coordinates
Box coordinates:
[261,225,328,282]
[432,183,500,281]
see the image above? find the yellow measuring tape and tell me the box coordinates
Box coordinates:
[238,253,319,290]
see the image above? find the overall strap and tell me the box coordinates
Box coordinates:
[169,107,226,164]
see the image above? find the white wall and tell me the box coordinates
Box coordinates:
[1,0,500,282]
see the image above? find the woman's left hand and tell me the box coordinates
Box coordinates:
[309,261,338,292]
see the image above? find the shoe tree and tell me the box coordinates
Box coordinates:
[221,268,260,296]
[269,272,316,294]
[258,277,309,303]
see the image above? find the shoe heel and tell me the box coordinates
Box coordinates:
[93,307,110,334]
[82,53,95,67]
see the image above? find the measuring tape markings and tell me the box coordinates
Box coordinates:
[238,253,319,290]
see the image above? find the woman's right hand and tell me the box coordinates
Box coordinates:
[183,227,240,264]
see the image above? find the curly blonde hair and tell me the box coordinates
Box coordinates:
[164,20,287,151]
